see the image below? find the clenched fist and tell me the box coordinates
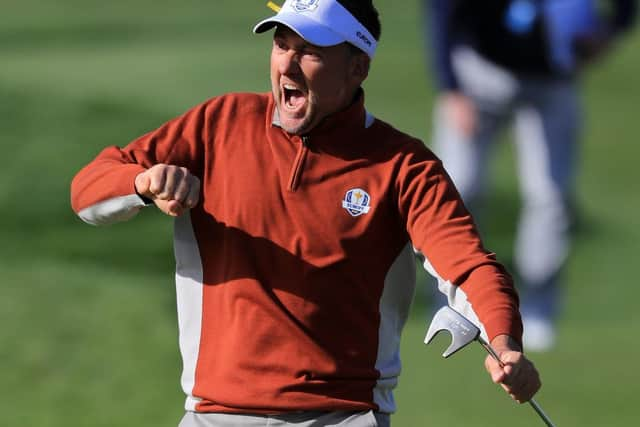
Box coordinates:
[484,335,541,403]
[135,164,200,217]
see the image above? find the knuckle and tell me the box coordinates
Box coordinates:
[152,163,167,173]
[165,166,178,178]
[149,183,161,194]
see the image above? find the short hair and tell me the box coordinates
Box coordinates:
[337,0,382,42]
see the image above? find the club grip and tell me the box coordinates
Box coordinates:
[477,336,557,427]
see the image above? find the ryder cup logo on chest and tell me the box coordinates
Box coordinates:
[342,188,371,217]
[291,0,320,13]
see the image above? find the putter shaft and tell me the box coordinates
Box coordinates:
[477,336,557,427]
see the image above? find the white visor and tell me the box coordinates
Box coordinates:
[253,0,377,59]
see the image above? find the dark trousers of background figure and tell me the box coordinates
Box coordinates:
[429,46,581,352]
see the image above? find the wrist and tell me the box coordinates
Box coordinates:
[490,334,522,353]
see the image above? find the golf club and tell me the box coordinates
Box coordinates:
[424,306,557,427]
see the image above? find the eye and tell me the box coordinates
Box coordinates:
[302,48,322,61]
[274,38,288,52]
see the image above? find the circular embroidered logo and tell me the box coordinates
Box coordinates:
[342,188,371,217]
[291,0,320,13]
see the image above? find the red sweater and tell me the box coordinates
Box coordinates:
[71,91,521,414]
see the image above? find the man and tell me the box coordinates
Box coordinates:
[71,1,541,425]
[425,0,636,351]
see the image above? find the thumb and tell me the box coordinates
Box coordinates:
[485,354,506,384]
[153,199,185,217]
[135,171,152,197]
[165,199,185,217]
[152,199,185,217]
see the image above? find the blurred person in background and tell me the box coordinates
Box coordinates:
[71,0,542,425]
[424,0,637,352]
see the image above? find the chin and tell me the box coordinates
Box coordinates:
[281,122,306,135]
[280,114,313,135]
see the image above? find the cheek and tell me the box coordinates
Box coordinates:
[270,52,281,77]
[312,74,348,106]
[270,64,280,92]
[270,58,277,78]
[307,66,340,94]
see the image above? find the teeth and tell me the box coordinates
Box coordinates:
[282,82,304,110]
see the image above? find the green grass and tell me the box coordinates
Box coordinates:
[2,1,639,425]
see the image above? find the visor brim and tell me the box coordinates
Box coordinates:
[253,13,346,47]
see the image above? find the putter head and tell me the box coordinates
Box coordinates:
[424,306,480,358]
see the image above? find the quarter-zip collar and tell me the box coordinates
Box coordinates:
[267,88,372,192]
[287,135,309,191]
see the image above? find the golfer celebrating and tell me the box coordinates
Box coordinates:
[71,1,541,425]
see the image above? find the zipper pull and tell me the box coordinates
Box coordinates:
[288,135,310,192]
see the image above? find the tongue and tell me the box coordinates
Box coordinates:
[287,90,305,109]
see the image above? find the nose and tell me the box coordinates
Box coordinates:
[278,50,302,76]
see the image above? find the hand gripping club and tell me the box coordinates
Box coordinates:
[424,306,557,427]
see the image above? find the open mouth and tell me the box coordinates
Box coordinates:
[282,83,306,111]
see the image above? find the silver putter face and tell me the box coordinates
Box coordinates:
[424,306,480,358]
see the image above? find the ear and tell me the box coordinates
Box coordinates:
[349,52,370,85]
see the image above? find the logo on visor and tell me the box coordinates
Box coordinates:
[291,0,320,13]
[356,31,372,47]
[342,188,371,217]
